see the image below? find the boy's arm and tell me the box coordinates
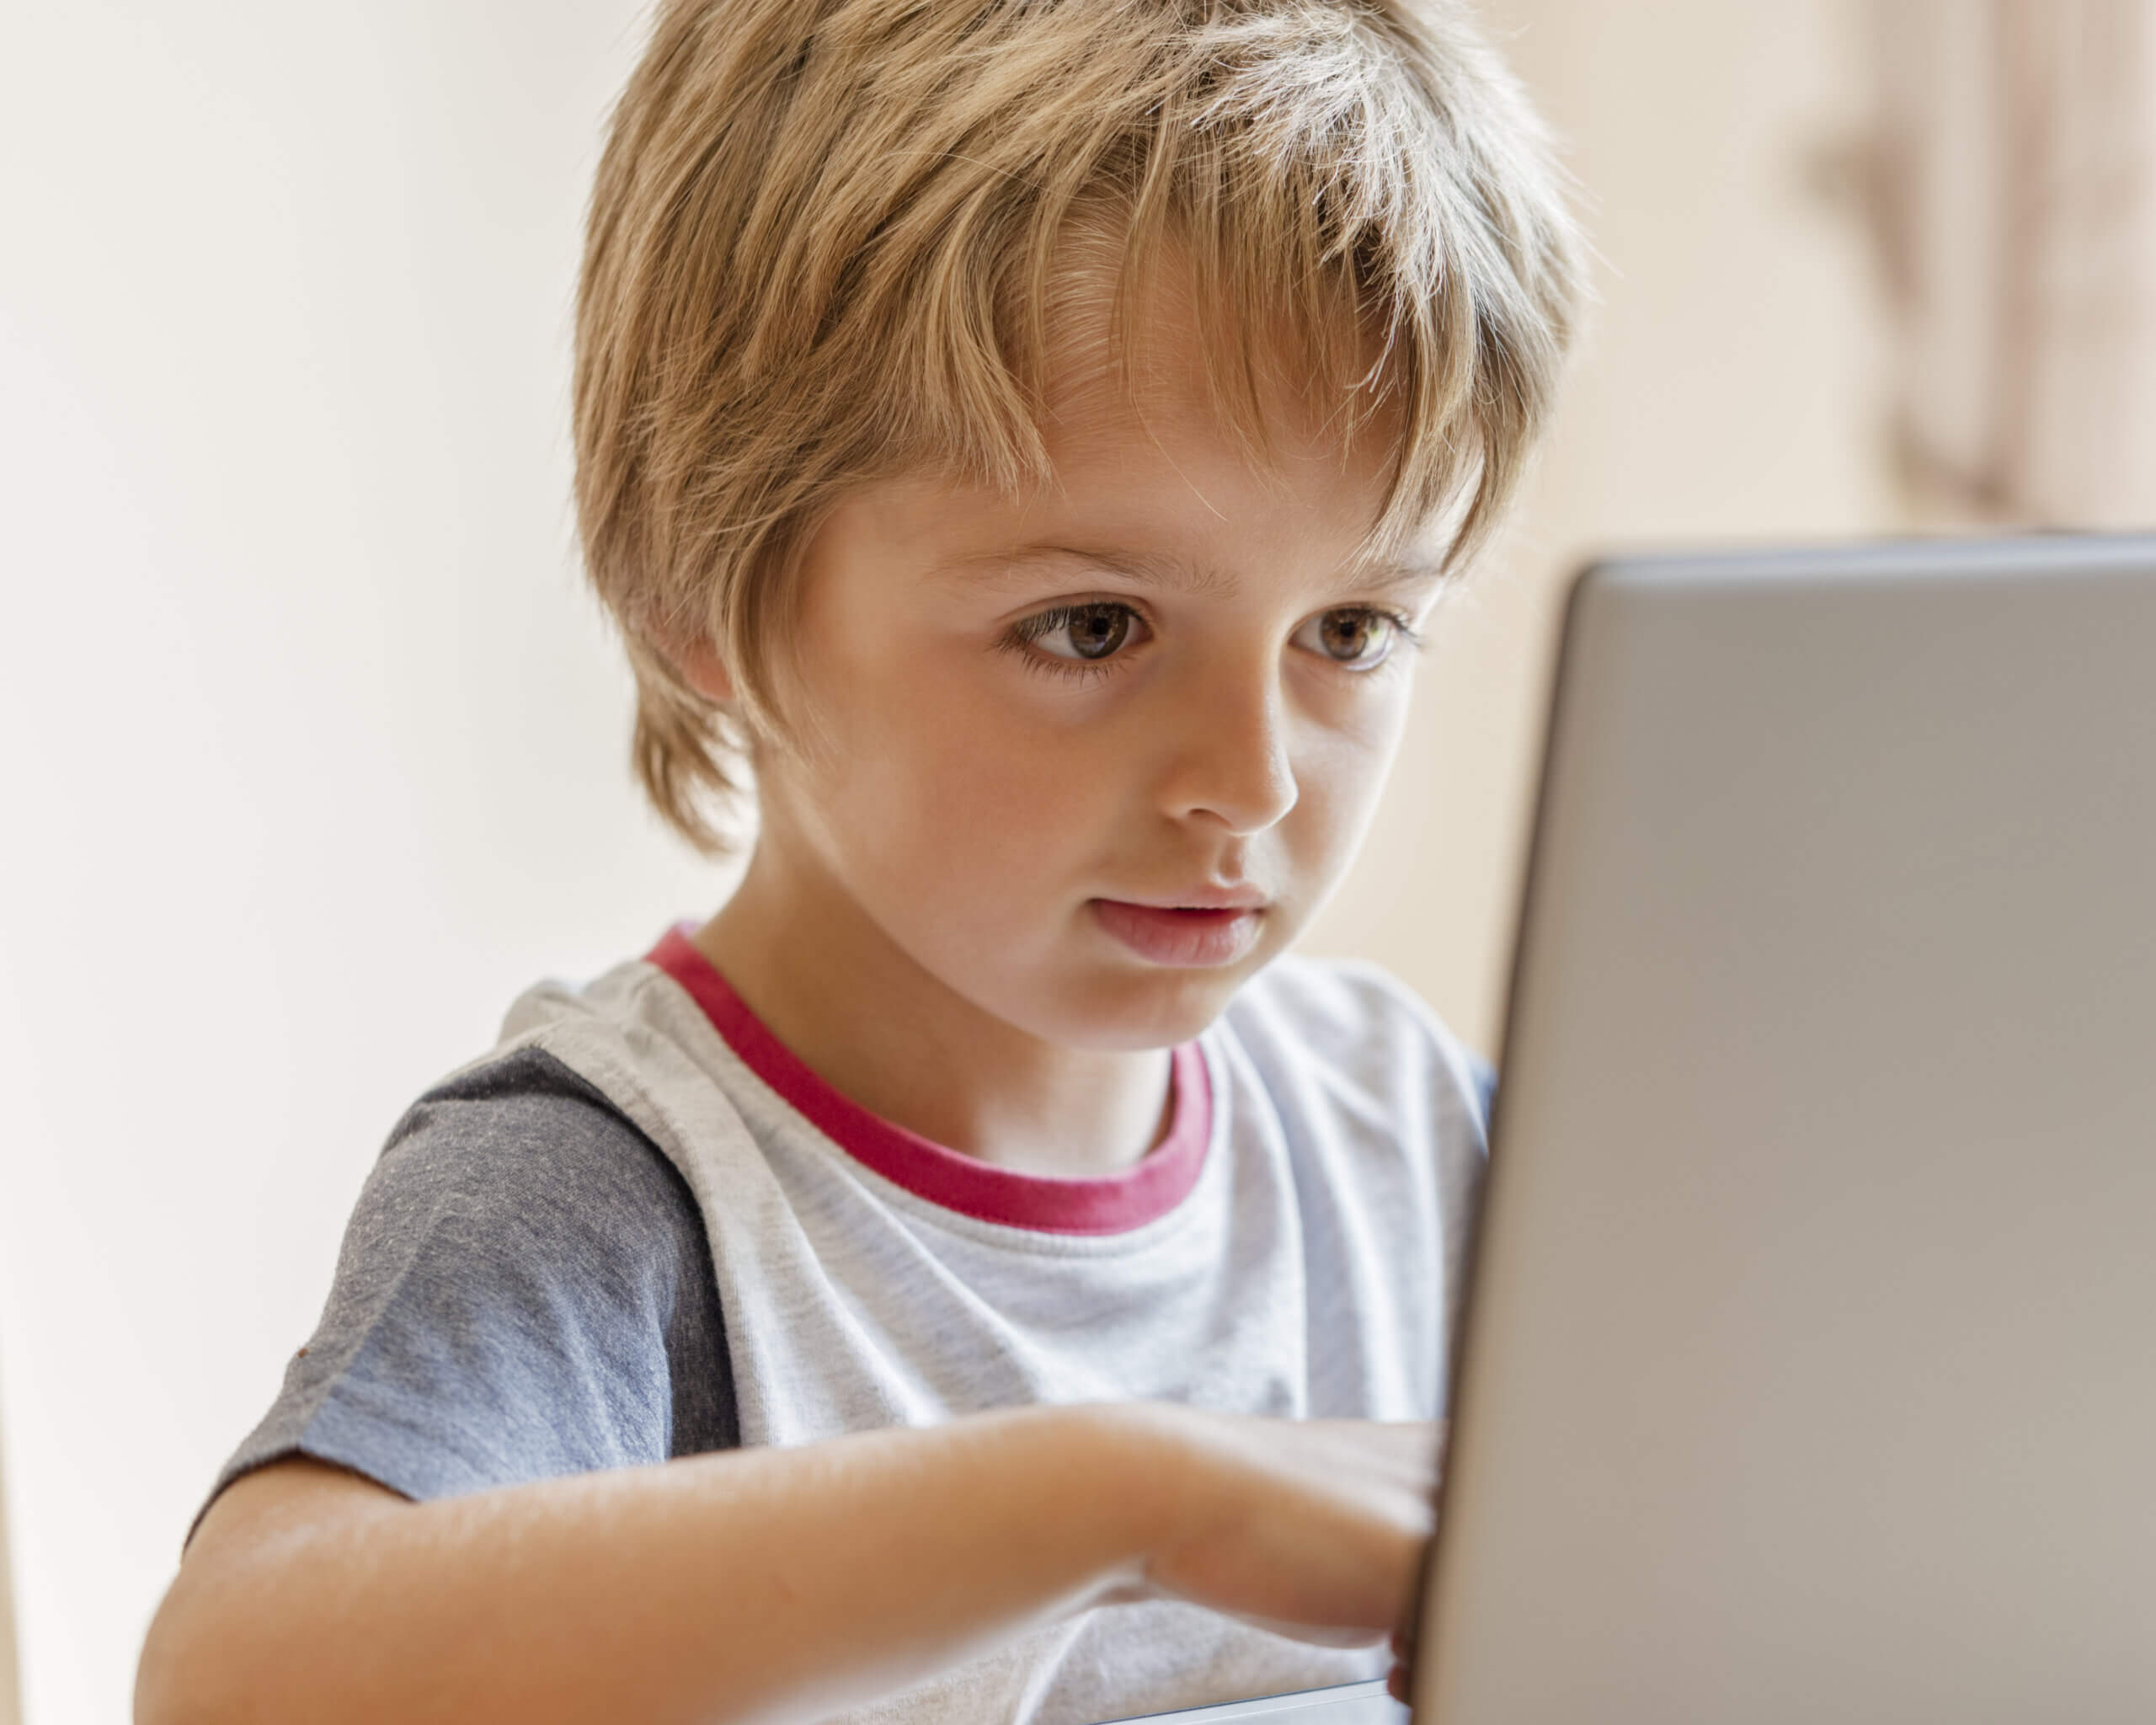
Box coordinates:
[137,1403,1438,1725]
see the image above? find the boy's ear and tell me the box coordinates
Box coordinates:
[676,641,737,705]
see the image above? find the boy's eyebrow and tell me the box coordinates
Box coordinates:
[931,542,1451,595]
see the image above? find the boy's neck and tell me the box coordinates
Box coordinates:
[693,846,1176,1181]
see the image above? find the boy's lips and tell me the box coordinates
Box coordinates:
[1091,898,1264,968]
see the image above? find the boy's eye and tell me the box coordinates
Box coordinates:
[1294,606,1401,670]
[1025,601,1139,662]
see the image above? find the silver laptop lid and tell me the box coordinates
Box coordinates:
[1414,537,2156,1723]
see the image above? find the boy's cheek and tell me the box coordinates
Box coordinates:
[808,745,1101,931]
[1283,718,1405,851]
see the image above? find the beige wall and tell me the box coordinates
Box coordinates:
[1304,0,1900,1053]
[0,4,1896,1720]
[0,1417,18,1725]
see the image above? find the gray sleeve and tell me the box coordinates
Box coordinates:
[192,1048,736,1541]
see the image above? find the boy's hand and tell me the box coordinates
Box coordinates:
[1127,1407,1441,1648]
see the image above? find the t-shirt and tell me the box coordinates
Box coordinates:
[202,931,1493,1723]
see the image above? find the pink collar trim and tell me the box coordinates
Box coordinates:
[645,927,1213,1236]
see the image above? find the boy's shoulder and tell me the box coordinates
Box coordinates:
[1219,953,1497,1135]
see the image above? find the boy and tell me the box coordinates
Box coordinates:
[138,1,1580,1719]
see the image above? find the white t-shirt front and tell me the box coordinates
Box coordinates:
[496,927,1492,1724]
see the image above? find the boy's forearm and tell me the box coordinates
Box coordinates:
[140,1404,1171,1725]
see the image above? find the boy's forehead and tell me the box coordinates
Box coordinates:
[1023,309,1438,581]
[813,240,1450,586]
[855,339,1440,583]
[1033,245,1394,473]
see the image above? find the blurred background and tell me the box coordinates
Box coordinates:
[0,2,2149,1719]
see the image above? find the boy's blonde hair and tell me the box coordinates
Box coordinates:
[575,0,1584,853]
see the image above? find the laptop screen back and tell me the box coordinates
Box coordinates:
[1414,538,2156,1722]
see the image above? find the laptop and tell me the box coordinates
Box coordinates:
[1135,534,2156,1722]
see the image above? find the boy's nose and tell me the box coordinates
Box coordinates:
[1156,667,1299,836]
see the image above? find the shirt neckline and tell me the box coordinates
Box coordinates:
[644,926,1214,1236]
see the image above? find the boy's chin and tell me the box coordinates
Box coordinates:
[1042,954,1276,1052]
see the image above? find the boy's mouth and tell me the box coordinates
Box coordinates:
[1090,899,1263,969]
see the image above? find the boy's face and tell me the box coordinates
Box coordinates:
[749,279,1448,1052]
